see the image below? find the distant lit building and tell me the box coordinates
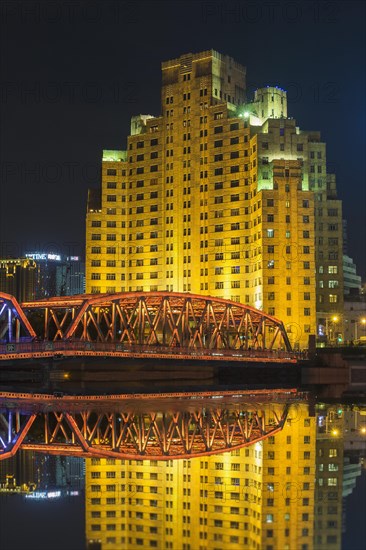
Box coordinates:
[25,252,85,298]
[0,257,36,301]
[343,255,362,295]
[25,252,63,298]
[343,291,366,344]
[56,257,86,296]
[85,49,344,349]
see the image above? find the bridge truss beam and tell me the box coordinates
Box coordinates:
[21,292,292,351]
[0,292,36,343]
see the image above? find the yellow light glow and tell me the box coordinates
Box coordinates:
[361,427,366,434]
[331,429,339,436]
[361,318,366,325]
[332,316,339,323]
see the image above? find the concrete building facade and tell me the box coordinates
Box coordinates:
[86,49,344,349]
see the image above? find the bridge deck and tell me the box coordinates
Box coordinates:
[0,342,299,363]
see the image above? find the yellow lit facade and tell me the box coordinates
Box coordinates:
[85,404,315,550]
[86,50,344,348]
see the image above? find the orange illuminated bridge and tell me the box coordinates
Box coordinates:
[0,291,295,362]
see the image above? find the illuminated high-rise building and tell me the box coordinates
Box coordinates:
[86,49,344,348]
[85,404,315,550]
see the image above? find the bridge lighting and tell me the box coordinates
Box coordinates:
[0,403,290,460]
[1,291,293,352]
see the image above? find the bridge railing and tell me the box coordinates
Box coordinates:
[0,340,304,361]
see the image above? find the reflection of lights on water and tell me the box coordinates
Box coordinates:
[25,489,79,500]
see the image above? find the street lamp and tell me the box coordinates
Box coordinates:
[328,315,339,345]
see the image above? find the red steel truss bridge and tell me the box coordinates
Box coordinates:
[0,390,298,460]
[0,291,296,363]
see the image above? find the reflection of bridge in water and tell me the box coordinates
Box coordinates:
[0,292,303,460]
[0,389,305,461]
[0,291,298,363]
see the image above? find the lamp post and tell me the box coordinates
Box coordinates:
[330,315,339,345]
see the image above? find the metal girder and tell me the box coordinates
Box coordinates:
[20,292,292,351]
[0,405,289,460]
[0,292,36,342]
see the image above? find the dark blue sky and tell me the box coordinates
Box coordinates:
[0,0,365,276]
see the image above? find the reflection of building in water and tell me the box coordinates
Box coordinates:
[35,455,85,490]
[0,452,85,495]
[314,406,344,550]
[314,405,365,549]
[0,450,36,487]
[0,474,36,494]
[342,456,362,499]
[85,404,315,550]
[55,456,86,490]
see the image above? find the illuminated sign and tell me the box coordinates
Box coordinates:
[25,253,62,262]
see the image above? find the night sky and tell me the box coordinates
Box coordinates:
[0,0,365,277]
